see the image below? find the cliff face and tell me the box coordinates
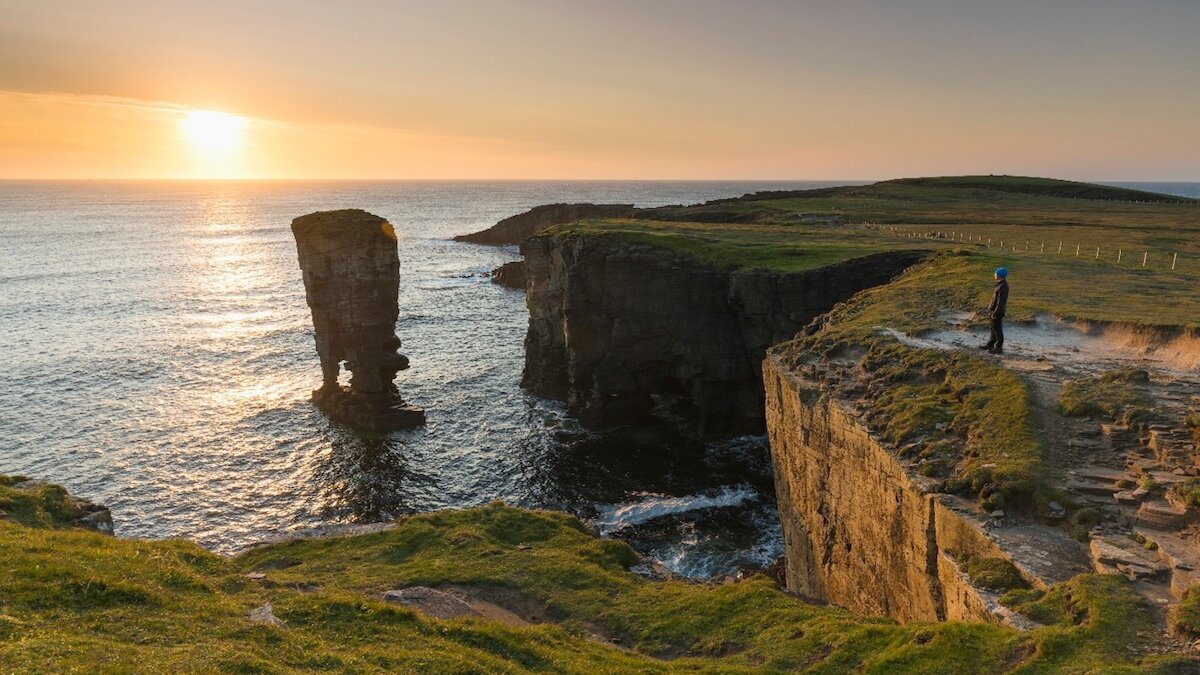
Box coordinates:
[292,209,425,431]
[521,234,925,435]
[764,355,1037,623]
[454,203,635,246]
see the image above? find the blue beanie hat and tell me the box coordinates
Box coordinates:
[995,267,1008,278]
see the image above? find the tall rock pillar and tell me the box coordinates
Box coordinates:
[291,209,425,431]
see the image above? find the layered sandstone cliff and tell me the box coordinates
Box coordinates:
[521,233,925,435]
[292,209,425,431]
[763,354,1089,623]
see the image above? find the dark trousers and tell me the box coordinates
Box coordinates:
[986,316,1004,350]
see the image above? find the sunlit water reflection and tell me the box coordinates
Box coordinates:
[3,180,844,577]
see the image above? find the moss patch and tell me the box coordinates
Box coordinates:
[1059,369,1154,419]
[0,477,91,529]
[962,557,1029,593]
[1169,478,1200,511]
[1172,586,1200,637]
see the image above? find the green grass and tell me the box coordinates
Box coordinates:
[1059,369,1154,419]
[1168,478,1200,510]
[540,177,1200,327]
[0,476,94,528]
[539,185,1196,508]
[1172,586,1200,637]
[0,481,1191,673]
[541,217,943,273]
[962,557,1029,593]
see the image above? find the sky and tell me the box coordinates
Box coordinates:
[1,0,1197,180]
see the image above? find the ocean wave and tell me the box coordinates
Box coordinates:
[591,485,758,535]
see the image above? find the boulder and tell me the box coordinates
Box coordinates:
[491,261,527,290]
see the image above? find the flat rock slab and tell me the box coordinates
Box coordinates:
[1072,468,1127,483]
[1090,535,1168,580]
[247,603,286,627]
[987,524,1091,586]
[1007,360,1056,372]
[384,587,485,620]
[1137,500,1188,530]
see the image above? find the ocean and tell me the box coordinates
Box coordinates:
[0,180,834,578]
[2,179,1195,578]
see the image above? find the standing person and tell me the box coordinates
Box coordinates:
[980,267,1009,354]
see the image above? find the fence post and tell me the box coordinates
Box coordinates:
[1173,253,1178,270]
[1117,249,1123,263]
[1040,243,1045,253]
[1076,244,1080,256]
[1142,252,1147,267]
[1095,247,1100,259]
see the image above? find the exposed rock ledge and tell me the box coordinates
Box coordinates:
[0,477,113,534]
[490,260,527,289]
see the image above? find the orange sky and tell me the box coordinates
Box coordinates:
[1,1,1198,180]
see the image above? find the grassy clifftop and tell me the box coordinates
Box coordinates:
[538,178,1199,517]
[0,479,1192,673]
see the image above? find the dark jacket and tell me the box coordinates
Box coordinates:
[989,279,1009,318]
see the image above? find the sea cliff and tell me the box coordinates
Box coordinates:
[521,231,925,435]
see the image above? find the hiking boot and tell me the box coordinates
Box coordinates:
[988,347,1004,354]
[978,344,993,350]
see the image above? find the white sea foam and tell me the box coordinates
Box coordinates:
[592,485,758,535]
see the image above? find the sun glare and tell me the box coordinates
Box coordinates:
[180,110,247,154]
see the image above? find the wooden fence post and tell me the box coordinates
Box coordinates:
[1173,253,1178,270]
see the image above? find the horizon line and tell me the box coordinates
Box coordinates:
[1,176,1198,184]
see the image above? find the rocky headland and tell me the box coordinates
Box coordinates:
[501,177,1200,656]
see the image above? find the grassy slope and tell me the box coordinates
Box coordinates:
[0,483,1192,673]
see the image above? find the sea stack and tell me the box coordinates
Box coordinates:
[291,209,425,431]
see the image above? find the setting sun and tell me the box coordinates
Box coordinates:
[180,110,247,154]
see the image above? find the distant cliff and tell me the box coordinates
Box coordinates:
[454,203,635,246]
[521,233,925,435]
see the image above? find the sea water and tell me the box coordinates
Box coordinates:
[0,180,850,578]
